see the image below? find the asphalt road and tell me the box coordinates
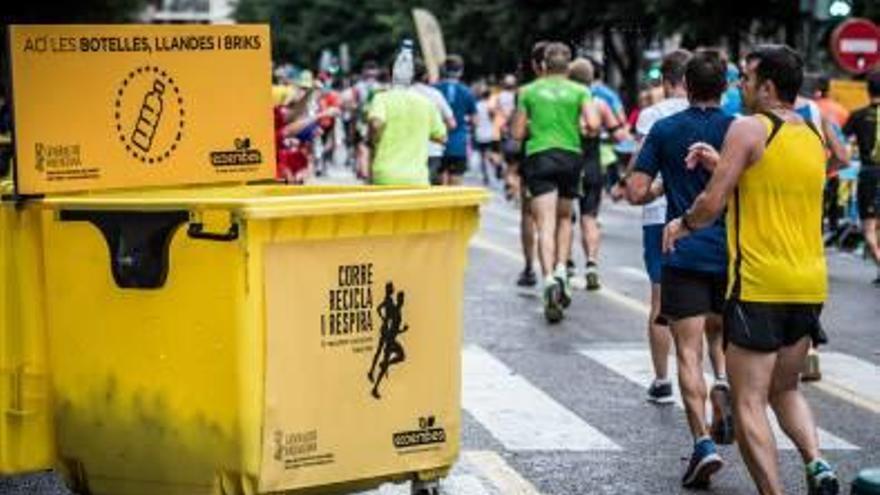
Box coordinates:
[2,168,878,495]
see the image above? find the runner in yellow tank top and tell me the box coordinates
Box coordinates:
[662,46,839,495]
[726,111,827,303]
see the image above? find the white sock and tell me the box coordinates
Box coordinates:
[553,263,566,278]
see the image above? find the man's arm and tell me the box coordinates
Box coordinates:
[367,95,386,147]
[512,109,528,142]
[598,99,631,142]
[581,99,601,135]
[625,126,661,204]
[663,116,766,252]
[626,172,663,205]
[368,117,385,147]
[436,95,457,131]
[821,115,849,168]
[429,106,448,144]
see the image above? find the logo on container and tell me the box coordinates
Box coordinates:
[114,65,185,165]
[392,416,447,450]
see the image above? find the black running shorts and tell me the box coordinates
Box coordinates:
[723,299,828,352]
[661,266,727,321]
[428,156,443,185]
[439,156,468,176]
[579,181,603,217]
[521,149,583,199]
[857,172,880,220]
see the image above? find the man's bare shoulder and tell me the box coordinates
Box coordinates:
[726,115,768,145]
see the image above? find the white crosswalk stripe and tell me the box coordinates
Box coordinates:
[810,351,880,414]
[615,265,650,281]
[579,346,860,451]
[463,345,622,451]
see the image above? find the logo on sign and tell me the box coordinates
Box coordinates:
[114,65,185,164]
[209,137,263,167]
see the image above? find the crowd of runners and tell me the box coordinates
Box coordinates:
[267,41,880,495]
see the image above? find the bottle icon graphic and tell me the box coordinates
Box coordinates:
[130,79,166,153]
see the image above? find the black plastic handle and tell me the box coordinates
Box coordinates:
[187,222,239,242]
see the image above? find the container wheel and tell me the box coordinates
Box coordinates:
[411,479,441,495]
[59,457,91,495]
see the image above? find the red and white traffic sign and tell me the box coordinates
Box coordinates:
[830,18,880,74]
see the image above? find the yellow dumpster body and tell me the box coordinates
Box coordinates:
[34,185,486,494]
[0,197,55,475]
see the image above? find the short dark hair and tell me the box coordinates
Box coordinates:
[685,49,728,102]
[544,42,572,73]
[745,45,804,104]
[531,41,550,68]
[868,70,880,98]
[660,49,692,86]
[443,55,464,77]
[414,57,428,83]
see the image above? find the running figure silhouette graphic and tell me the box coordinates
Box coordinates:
[368,282,409,399]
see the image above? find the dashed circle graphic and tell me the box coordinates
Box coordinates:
[114,65,185,164]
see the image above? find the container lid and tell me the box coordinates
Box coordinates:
[36,185,490,218]
[7,24,275,196]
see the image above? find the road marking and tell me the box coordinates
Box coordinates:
[482,200,631,227]
[616,265,649,281]
[482,202,521,223]
[442,474,494,495]
[473,233,880,417]
[579,347,859,451]
[462,450,543,495]
[463,345,621,451]
[470,236,649,316]
[810,352,880,414]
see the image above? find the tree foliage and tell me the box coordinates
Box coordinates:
[237,0,877,77]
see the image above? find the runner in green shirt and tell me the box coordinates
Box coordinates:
[368,77,446,185]
[513,42,599,323]
[518,76,591,156]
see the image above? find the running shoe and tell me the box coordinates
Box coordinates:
[681,438,723,489]
[555,274,572,309]
[710,380,735,445]
[585,262,601,291]
[517,268,537,287]
[543,281,564,324]
[806,459,839,495]
[646,379,674,404]
[565,259,576,280]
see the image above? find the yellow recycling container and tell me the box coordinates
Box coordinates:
[0,183,55,475]
[33,184,486,495]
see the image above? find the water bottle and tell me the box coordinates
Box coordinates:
[391,39,414,86]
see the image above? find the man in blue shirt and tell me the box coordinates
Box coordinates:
[626,49,735,489]
[435,55,477,185]
[587,57,627,124]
